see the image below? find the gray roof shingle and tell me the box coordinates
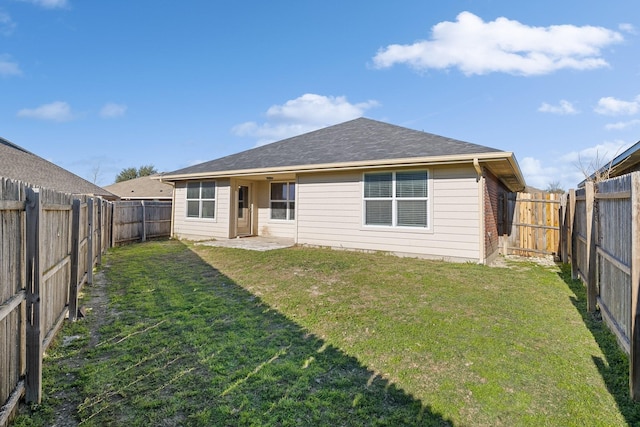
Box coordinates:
[0,137,115,198]
[104,174,173,200]
[166,117,502,176]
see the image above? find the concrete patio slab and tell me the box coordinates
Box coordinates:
[195,236,295,251]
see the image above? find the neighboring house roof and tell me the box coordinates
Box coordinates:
[104,174,173,200]
[162,117,525,191]
[580,139,640,186]
[0,137,116,198]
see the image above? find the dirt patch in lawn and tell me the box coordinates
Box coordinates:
[491,254,559,269]
[30,268,111,427]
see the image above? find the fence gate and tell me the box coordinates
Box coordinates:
[499,192,563,258]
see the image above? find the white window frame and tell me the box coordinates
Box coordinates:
[270,181,296,221]
[186,180,216,220]
[362,170,430,229]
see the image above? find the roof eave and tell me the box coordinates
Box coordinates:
[160,152,524,184]
[482,153,527,192]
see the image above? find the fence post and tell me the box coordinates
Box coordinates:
[569,189,577,279]
[559,195,565,262]
[630,173,640,400]
[97,198,102,264]
[87,198,94,285]
[585,181,598,312]
[501,193,509,255]
[141,200,147,242]
[25,188,42,403]
[111,202,116,248]
[69,199,81,321]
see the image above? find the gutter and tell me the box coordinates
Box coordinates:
[158,152,520,182]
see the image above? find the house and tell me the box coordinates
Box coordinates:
[160,118,526,263]
[104,174,173,201]
[0,137,115,199]
[582,139,640,184]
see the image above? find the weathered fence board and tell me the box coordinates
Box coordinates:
[112,201,172,245]
[597,176,632,348]
[25,187,44,404]
[630,173,640,401]
[0,179,26,427]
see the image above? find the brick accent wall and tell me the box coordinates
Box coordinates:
[483,169,507,262]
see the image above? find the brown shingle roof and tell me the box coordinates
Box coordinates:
[104,174,173,200]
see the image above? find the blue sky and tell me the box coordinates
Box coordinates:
[2,0,639,190]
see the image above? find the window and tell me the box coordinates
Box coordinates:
[270,182,295,220]
[186,181,216,219]
[238,186,246,219]
[363,171,428,227]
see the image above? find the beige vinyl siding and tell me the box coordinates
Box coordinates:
[296,165,481,261]
[172,179,231,240]
[255,181,296,239]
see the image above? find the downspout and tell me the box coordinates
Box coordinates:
[474,158,486,264]
[294,175,299,244]
[473,158,482,178]
[169,182,176,238]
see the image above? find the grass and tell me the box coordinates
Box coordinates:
[13,239,640,426]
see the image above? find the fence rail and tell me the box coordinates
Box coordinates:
[0,179,171,426]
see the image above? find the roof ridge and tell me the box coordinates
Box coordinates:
[164,117,502,177]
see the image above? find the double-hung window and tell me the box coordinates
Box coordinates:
[186,181,216,219]
[364,171,429,228]
[270,182,295,220]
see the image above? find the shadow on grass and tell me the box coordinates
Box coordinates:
[67,240,453,426]
[558,264,640,425]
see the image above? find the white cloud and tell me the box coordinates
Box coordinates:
[232,93,380,146]
[17,0,69,9]
[17,101,77,122]
[372,11,623,76]
[595,95,640,116]
[520,157,562,189]
[538,100,578,115]
[0,12,16,36]
[619,23,637,34]
[0,54,21,76]
[100,102,127,118]
[605,119,640,130]
[560,139,632,165]
[559,140,635,184]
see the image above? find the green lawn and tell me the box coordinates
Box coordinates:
[14,239,640,426]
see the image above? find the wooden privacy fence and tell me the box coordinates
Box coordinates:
[111,200,172,246]
[0,178,111,425]
[0,178,172,424]
[565,172,640,400]
[499,192,563,258]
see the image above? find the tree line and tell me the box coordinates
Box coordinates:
[115,165,157,183]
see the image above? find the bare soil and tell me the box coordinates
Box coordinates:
[40,268,110,427]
